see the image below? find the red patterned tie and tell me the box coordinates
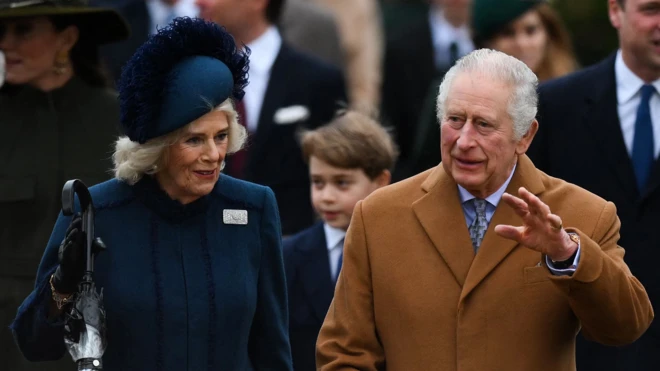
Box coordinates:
[226,99,248,178]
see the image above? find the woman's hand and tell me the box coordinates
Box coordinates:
[51,214,105,294]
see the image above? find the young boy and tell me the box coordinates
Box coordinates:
[283,111,399,371]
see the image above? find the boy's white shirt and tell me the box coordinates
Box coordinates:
[324,223,346,279]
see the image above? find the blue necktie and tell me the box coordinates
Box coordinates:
[469,199,488,253]
[334,238,344,283]
[632,84,656,192]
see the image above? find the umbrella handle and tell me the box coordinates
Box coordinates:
[62,180,96,281]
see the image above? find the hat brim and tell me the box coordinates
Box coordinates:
[0,6,129,45]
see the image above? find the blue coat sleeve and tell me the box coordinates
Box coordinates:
[10,212,72,362]
[248,188,293,370]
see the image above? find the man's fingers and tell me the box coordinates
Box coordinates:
[501,193,529,217]
[518,187,550,216]
[494,224,525,243]
[546,213,563,231]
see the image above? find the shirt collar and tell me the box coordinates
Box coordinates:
[146,0,198,23]
[428,6,472,48]
[246,26,282,75]
[616,49,660,104]
[324,223,346,252]
[458,163,517,207]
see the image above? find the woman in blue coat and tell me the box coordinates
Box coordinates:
[10,17,293,371]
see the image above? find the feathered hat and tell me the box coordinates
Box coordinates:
[471,0,545,47]
[117,17,249,144]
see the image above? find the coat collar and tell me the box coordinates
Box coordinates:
[413,155,544,299]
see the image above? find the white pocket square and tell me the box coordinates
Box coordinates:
[273,105,310,125]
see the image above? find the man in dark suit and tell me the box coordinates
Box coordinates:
[527,0,660,369]
[197,0,347,236]
[381,0,472,180]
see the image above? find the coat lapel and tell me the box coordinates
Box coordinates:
[412,166,475,287]
[297,224,335,322]
[582,56,639,202]
[460,156,545,301]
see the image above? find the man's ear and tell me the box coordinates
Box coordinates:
[516,119,538,155]
[608,0,623,30]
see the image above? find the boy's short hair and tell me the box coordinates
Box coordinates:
[300,111,399,179]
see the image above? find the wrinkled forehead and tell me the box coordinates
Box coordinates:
[447,72,514,107]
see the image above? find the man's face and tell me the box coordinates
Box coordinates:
[195,0,251,35]
[440,72,536,198]
[609,0,660,80]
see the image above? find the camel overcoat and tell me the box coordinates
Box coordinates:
[316,155,653,371]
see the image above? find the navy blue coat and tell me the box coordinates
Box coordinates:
[10,175,293,371]
[282,223,335,371]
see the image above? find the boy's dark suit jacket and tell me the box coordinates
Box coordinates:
[527,54,660,371]
[283,223,335,371]
[234,44,347,235]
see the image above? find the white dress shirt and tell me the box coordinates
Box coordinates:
[243,26,283,133]
[615,50,660,159]
[146,0,199,35]
[428,7,474,70]
[458,164,580,274]
[324,223,346,280]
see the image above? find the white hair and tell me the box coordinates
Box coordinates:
[436,49,539,140]
[113,98,247,185]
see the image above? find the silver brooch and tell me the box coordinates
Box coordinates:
[223,209,248,225]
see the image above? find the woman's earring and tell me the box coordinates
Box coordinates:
[53,50,70,75]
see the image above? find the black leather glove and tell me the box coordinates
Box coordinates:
[51,214,106,294]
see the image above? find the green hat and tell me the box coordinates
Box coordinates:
[0,0,129,45]
[471,0,544,46]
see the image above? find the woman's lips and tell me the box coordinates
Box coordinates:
[193,169,216,179]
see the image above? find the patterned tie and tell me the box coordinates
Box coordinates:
[632,84,656,192]
[469,199,488,253]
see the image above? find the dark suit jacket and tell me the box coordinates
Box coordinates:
[381,6,436,180]
[230,43,347,235]
[527,54,660,371]
[283,223,335,371]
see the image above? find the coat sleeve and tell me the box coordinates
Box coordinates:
[10,212,73,362]
[248,188,293,370]
[316,200,385,370]
[549,201,654,345]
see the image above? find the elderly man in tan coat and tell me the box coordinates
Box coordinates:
[316,49,654,371]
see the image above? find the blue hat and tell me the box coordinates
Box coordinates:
[118,17,249,144]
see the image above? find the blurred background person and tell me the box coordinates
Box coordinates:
[471,0,578,82]
[280,0,344,72]
[528,0,660,369]
[196,0,347,236]
[0,1,129,370]
[0,50,5,87]
[381,0,473,180]
[91,0,199,85]
[312,0,383,113]
[407,0,578,183]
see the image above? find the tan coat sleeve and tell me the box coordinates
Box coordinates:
[316,201,385,370]
[550,201,654,345]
